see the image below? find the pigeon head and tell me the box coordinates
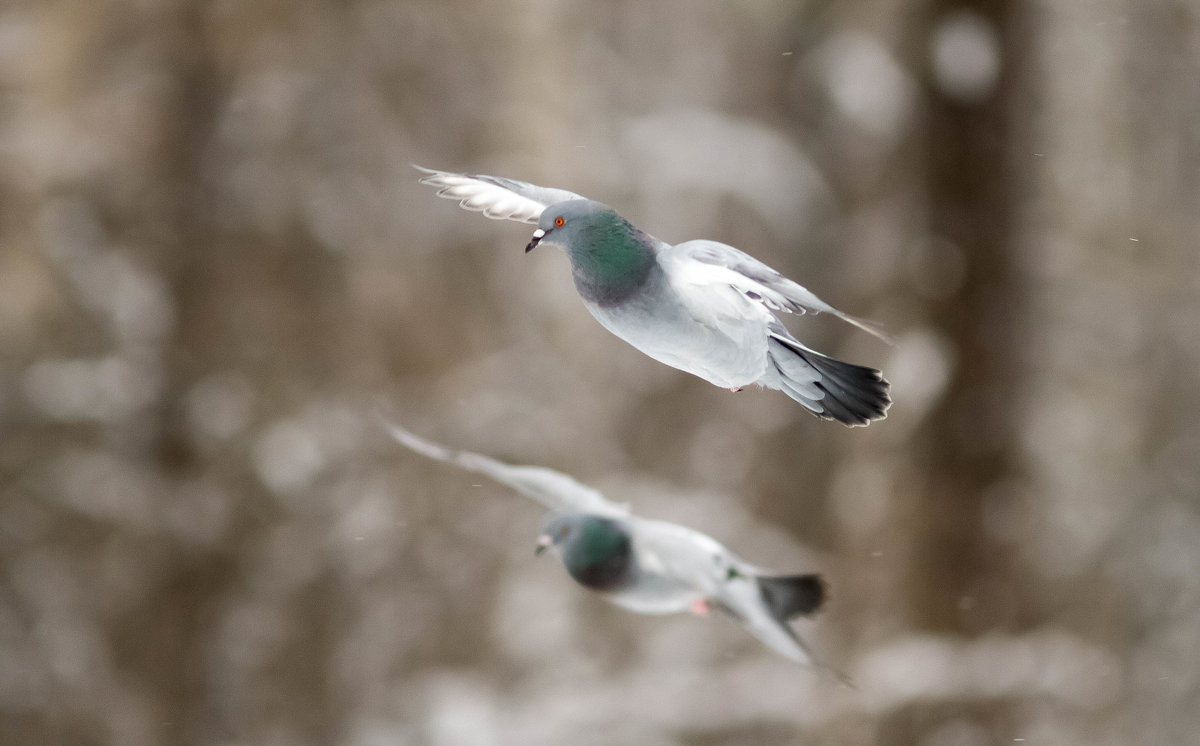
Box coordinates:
[536,513,636,591]
[526,199,610,253]
[527,200,656,305]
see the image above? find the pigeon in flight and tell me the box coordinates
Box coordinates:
[384,420,840,672]
[416,166,891,426]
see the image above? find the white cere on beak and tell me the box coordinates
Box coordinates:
[526,228,547,253]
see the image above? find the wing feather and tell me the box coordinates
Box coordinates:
[382,420,627,517]
[415,165,585,225]
[666,240,893,343]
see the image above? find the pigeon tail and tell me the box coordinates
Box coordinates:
[756,574,827,624]
[767,334,891,427]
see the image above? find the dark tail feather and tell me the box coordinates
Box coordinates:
[768,335,891,426]
[757,574,827,623]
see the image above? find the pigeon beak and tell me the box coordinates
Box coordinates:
[525,228,545,253]
[534,533,553,556]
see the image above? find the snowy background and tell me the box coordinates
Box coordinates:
[2,1,1199,744]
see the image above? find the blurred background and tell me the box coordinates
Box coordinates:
[2,0,1198,744]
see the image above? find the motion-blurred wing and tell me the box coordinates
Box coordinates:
[665,240,893,343]
[714,573,823,664]
[383,420,627,517]
[415,166,586,224]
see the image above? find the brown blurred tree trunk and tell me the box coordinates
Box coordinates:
[904,0,1029,637]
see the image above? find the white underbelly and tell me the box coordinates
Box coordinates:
[605,573,702,615]
[584,298,768,389]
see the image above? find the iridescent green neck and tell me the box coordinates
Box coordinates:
[567,212,656,305]
[563,517,633,590]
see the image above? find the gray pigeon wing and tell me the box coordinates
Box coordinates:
[415,166,586,224]
[383,420,628,517]
[631,519,730,584]
[713,571,825,665]
[666,240,892,343]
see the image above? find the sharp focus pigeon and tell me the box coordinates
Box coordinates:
[416,166,891,426]
[384,420,840,672]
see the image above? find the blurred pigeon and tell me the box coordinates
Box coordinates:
[384,420,839,672]
[416,166,891,426]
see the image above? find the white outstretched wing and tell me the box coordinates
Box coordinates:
[663,239,893,343]
[415,166,586,224]
[383,420,628,518]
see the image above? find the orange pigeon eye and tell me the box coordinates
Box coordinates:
[554,216,565,227]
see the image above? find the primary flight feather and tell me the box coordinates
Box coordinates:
[417,166,891,426]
